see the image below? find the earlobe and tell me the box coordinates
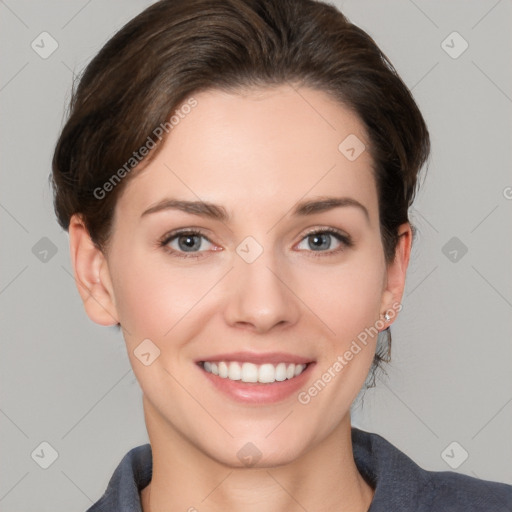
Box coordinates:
[380,223,412,326]
[68,214,119,326]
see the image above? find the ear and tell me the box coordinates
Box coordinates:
[379,222,412,326]
[68,214,119,326]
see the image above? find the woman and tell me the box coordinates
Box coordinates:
[51,0,512,510]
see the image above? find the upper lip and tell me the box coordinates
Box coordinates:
[196,351,314,365]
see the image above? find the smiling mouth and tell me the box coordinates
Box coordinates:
[199,361,310,384]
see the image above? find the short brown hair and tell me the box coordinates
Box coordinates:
[51,0,430,384]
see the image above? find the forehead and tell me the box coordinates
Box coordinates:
[115,85,378,225]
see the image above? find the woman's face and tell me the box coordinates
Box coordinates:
[79,85,409,467]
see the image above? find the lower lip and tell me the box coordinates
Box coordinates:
[199,363,315,404]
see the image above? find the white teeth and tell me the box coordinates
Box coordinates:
[228,361,242,380]
[275,362,287,381]
[258,363,275,383]
[241,362,258,382]
[218,361,229,378]
[201,360,307,383]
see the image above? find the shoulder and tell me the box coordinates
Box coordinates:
[424,468,512,511]
[351,427,512,512]
[85,443,152,512]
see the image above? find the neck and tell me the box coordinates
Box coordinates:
[141,397,373,512]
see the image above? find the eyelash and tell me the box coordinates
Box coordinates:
[158,227,353,259]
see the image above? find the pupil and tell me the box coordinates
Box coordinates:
[179,235,200,251]
[309,234,330,251]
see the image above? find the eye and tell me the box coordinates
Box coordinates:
[159,229,217,258]
[158,227,352,259]
[296,228,352,255]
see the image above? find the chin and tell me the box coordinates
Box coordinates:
[205,431,315,470]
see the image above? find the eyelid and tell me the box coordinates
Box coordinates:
[158,227,213,245]
[300,226,352,242]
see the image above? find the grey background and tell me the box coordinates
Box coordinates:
[1,0,511,510]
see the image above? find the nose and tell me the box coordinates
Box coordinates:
[223,247,301,334]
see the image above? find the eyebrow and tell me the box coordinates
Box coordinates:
[141,196,369,222]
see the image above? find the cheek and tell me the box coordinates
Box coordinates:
[295,259,385,415]
[297,256,385,340]
[110,248,222,340]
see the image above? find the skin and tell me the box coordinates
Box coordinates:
[69,85,411,512]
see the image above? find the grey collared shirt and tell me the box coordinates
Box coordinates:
[86,427,512,511]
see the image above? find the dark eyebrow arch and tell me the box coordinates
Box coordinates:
[141,199,229,221]
[141,196,369,223]
[292,196,369,222]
